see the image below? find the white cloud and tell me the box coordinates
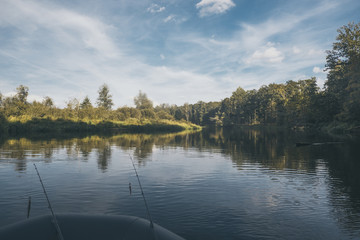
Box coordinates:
[293,46,301,54]
[147,4,165,13]
[0,0,118,58]
[196,0,235,17]
[160,54,165,60]
[167,1,337,90]
[313,66,323,73]
[248,46,284,64]
[164,15,175,23]
[163,15,187,23]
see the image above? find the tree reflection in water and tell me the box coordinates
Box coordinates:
[0,128,359,235]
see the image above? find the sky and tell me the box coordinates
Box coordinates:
[0,0,359,108]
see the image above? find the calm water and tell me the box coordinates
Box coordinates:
[0,127,360,240]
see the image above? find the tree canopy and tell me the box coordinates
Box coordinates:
[325,22,360,122]
[97,84,113,110]
[134,91,153,110]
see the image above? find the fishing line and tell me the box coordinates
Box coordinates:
[129,154,154,229]
[33,163,64,240]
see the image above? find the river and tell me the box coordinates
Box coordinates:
[0,127,359,239]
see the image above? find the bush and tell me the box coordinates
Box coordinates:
[156,110,174,120]
[0,111,7,133]
[141,109,157,120]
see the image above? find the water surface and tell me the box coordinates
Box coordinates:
[0,128,359,239]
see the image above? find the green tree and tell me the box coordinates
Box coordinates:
[242,90,259,125]
[156,110,174,120]
[43,96,54,108]
[16,85,29,104]
[0,110,6,133]
[80,96,92,109]
[3,85,30,116]
[230,87,246,124]
[183,103,190,121]
[300,78,319,124]
[219,98,232,125]
[344,54,360,121]
[134,91,153,110]
[141,109,156,120]
[325,22,360,122]
[284,80,303,126]
[97,84,113,110]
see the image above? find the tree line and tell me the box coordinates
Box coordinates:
[0,84,199,134]
[158,22,360,131]
[1,22,359,133]
[0,84,174,124]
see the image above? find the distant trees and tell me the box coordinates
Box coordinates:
[161,77,342,127]
[16,85,29,104]
[0,84,175,127]
[0,94,6,132]
[97,84,113,110]
[134,91,153,110]
[133,91,158,120]
[80,96,92,109]
[43,96,54,108]
[0,85,30,116]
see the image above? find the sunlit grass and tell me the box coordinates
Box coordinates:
[3,115,201,135]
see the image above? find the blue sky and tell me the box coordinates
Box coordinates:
[0,0,359,107]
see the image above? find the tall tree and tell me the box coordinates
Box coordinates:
[80,96,92,109]
[134,91,153,110]
[229,87,246,124]
[43,96,54,108]
[16,85,29,104]
[344,54,360,121]
[97,84,113,110]
[325,22,360,122]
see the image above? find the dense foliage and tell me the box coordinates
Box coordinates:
[162,78,321,127]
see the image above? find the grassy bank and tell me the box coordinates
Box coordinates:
[1,116,201,136]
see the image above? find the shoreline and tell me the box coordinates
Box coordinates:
[0,117,201,136]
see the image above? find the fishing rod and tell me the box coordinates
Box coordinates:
[33,163,65,240]
[129,155,154,229]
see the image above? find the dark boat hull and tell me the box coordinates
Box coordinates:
[0,214,185,240]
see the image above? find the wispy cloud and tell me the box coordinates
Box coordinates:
[147,4,165,13]
[0,0,356,107]
[0,0,118,58]
[164,15,176,23]
[0,0,220,106]
[163,15,187,24]
[167,0,343,89]
[196,0,235,17]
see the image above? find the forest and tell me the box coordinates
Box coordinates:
[0,22,359,135]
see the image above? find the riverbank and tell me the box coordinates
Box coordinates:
[0,117,201,136]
